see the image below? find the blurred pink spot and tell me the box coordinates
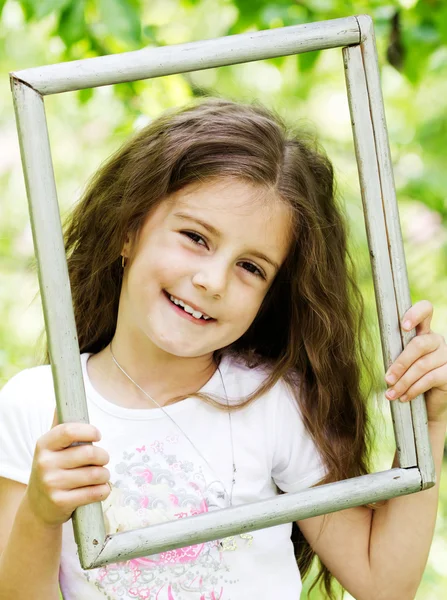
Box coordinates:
[137,468,153,484]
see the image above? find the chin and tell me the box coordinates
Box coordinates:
[149,335,212,358]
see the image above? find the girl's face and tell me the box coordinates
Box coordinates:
[120,177,292,360]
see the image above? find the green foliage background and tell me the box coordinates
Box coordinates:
[0,0,446,598]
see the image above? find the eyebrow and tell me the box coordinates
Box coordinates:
[173,211,280,272]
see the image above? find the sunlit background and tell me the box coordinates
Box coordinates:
[1,1,446,598]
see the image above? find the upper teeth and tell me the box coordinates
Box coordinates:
[169,295,211,320]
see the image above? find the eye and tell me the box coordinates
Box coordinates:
[181,231,208,247]
[239,261,265,279]
[181,231,265,279]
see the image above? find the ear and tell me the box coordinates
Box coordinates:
[121,233,132,259]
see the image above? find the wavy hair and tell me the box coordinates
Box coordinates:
[45,97,380,599]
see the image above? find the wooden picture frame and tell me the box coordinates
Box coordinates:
[10,15,435,570]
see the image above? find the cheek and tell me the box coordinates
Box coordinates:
[141,241,189,281]
[159,235,197,266]
[231,291,265,325]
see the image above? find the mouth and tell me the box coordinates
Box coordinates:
[162,290,216,324]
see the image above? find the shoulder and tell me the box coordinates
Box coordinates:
[222,351,302,414]
[1,362,55,400]
[1,353,92,402]
[0,363,56,428]
[225,356,304,435]
[222,354,326,490]
[0,363,58,481]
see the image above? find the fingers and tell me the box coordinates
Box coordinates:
[401,299,433,336]
[28,421,111,527]
[36,423,110,477]
[385,315,447,402]
[55,443,110,469]
[385,332,443,385]
[388,363,447,403]
[41,422,102,452]
[45,483,112,515]
[43,465,111,491]
[386,343,447,402]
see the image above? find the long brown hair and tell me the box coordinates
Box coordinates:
[49,97,380,599]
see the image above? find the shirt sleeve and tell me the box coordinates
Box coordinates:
[270,378,327,493]
[0,367,55,485]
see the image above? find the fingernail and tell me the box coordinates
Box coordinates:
[386,373,396,385]
[386,389,396,399]
[402,320,412,330]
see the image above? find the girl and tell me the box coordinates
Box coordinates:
[0,97,446,600]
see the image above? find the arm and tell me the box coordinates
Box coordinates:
[297,419,445,600]
[0,479,61,600]
[369,301,447,597]
[298,301,447,600]
[369,419,446,598]
[0,414,111,600]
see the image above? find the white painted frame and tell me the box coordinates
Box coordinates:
[10,15,435,570]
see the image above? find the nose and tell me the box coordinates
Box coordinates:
[192,257,229,299]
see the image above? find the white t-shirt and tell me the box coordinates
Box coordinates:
[0,352,326,599]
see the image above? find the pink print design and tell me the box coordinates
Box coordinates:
[146,584,176,600]
[190,499,208,516]
[169,494,179,506]
[129,542,205,568]
[96,567,108,582]
[173,511,189,519]
[139,495,149,509]
[129,499,209,567]
[136,467,153,484]
[200,590,223,600]
[90,442,231,599]
[128,586,151,599]
[167,585,176,600]
[150,440,164,453]
[165,435,179,443]
[131,565,141,585]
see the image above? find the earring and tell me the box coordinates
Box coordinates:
[121,255,126,268]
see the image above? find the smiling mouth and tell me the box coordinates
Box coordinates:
[163,290,216,322]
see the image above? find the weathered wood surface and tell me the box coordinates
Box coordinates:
[355,15,435,489]
[10,80,106,568]
[343,42,418,468]
[10,17,360,95]
[91,468,421,569]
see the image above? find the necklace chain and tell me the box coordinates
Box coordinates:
[109,342,236,506]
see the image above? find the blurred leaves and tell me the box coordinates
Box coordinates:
[58,0,88,46]
[1,1,447,597]
[19,0,71,21]
[97,0,142,46]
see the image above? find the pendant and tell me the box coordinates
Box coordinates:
[219,532,254,551]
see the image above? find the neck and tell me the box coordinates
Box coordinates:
[87,331,218,408]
